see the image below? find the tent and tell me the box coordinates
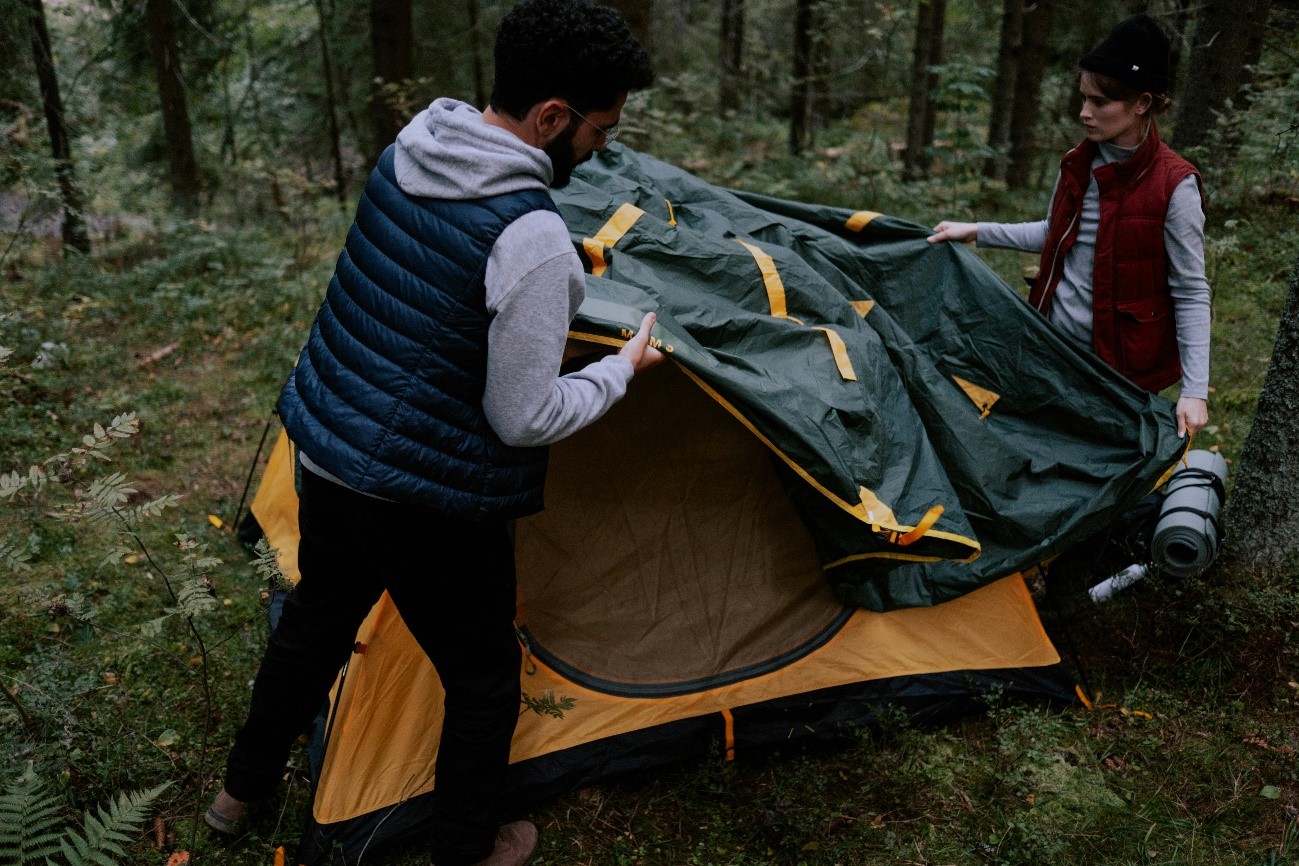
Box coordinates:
[246,143,1187,865]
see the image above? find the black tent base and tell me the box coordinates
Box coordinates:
[294,664,1077,866]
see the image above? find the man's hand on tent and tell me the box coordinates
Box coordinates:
[927,221,978,244]
[619,311,665,374]
[1176,395,1208,439]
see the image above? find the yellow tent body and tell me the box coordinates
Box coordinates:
[251,362,1070,865]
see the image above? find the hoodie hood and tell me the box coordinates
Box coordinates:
[394,97,554,199]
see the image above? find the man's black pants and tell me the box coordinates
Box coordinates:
[224,467,522,866]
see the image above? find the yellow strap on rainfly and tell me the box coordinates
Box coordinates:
[845,210,881,232]
[851,299,875,318]
[813,327,857,381]
[952,375,1001,420]
[582,203,645,277]
[721,707,736,761]
[735,239,788,319]
[896,504,944,546]
[664,198,677,226]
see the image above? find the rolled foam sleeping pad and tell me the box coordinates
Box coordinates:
[1152,449,1228,578]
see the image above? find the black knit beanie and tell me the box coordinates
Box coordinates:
[1079,14,1170,94]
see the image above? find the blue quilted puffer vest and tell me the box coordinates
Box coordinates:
[277,145,559,520]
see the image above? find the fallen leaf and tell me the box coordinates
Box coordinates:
[139,342,180,368]
[208,514,225,529]
[166,852,190,866]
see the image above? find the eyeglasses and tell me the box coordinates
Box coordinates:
[567,105,620,143]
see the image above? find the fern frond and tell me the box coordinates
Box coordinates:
[139,615,169,638]
[84,474,136,511]
[252,538,291,592]
[105,414,139,439]
[0,777,66,865]
[1,538,33,573]
[41,414,141,476]
[49,783,170,866]
[124,494,182,523]
[99,546,133,568]
[0,466,48,501]
[142,576,217,636]
[175,577,218,617]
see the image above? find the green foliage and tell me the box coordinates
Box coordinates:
[0,776,170,866]
[0,775,64,864]
[52,783,171,866]
[251,536,292,593]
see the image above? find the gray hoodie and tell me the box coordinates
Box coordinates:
[393,97,634,448]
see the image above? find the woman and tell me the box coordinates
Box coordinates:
[928,13,1210,441]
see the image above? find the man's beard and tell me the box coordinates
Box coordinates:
[544,120,583,189]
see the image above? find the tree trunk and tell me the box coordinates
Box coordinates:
[467,0,486,109]
[23,0,90,254]
[368,0,413,164]
[788,0,814,154]
[718,0,744,114]
[1166,0,1194,94]
[601,0,653,56]
[1169,0,1272,158]
[984,0,1023,181]
[902,0,945,181]
[314,0,346,204]
[1220,254,1299,579]
[1005,0,1052,191]
[144,0,201,216]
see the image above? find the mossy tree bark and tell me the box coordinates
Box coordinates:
[1004,0,1051,190]
[24,0,90,253]
[1220,254,1299,580]
[314,0,347,204]
[601,0,653,57]
[902,0,945,181]
[467,0,487,110]
[1170,0,1272,158]
[984,0,1023,182]
[718,0,745,114]
[368,0,412,164]
[788,0,815,154]
[144,0,201,216]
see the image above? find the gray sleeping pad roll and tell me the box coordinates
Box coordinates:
[1152,449,1228,578]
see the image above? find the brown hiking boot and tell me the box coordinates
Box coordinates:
[467,821,538,866]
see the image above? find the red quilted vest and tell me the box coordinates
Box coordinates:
[1027,122,1201,393]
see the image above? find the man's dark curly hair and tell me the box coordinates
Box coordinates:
[490,0,654,119]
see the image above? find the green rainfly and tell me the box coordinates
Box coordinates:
[555,144,1185,612]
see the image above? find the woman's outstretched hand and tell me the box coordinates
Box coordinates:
[927,221,978,244]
